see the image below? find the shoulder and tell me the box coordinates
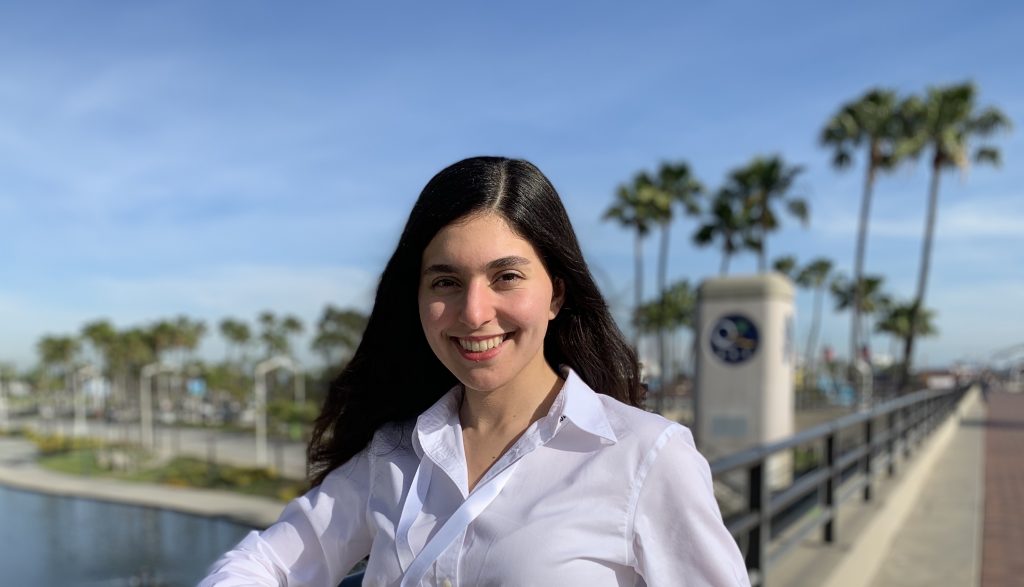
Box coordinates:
[596,393,694,452]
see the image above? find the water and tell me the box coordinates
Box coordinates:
[0,485,254,587]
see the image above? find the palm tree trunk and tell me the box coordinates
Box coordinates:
[656,223,670,412]
[633,233,644,351]
[806,285,825,390]
[851,161,877,374]
[721,251,730,276]
[901,160,942,390]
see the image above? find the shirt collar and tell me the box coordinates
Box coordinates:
[554,367,618,444]
[412,366,620,460]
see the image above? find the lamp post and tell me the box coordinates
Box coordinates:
[253,355,303,466]
[140,363,176,451]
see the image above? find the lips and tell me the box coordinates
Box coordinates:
[452,333,512,361]
[456,334,506,352]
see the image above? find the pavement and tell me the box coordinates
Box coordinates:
[0,436,285,529]
[868,388,987,586]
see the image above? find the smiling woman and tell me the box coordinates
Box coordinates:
[200,157,749,586]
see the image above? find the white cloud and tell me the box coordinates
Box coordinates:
[817,194,1024,240]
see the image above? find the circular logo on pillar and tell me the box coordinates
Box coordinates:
[709,314,760,365]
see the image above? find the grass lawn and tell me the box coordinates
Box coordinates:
[31,435,308,502]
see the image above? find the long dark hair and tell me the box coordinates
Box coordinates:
[308,156,642,486]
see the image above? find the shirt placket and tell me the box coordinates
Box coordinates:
[430,528,465,587]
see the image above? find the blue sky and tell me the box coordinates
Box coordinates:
[2,0,1022,370]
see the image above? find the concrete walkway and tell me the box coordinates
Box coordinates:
[869,388,987,586]
[0,437,285,529]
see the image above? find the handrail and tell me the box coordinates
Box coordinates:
[708,383,969,586]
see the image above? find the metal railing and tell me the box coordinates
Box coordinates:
[709,384,969,586]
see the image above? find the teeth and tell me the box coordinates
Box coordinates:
[458,335,505,352]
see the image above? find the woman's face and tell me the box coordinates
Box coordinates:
[418,213,563,395]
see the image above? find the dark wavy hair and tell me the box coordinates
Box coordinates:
[308,156,642,486]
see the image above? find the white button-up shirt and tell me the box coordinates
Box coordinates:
[200,369,750,586]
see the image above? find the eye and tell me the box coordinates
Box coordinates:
[495,272,524,287]
[431,277,459,290]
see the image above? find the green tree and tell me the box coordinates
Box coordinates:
[218,318,252,367]
[831,274,891,360]
[822,89,917,368]
[604,176,657,347]
[876,302,938,380]
[693,188,754,275]
[899,82,1011,389]
[311,305,368,374]
[772,255,798,279]
[724,156,809,272]
[648,162,704,396]
[795,258,834,387]
[258,311,305,357]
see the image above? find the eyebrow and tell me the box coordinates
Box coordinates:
[422,255,532,275]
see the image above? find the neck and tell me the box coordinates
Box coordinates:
[460,364,563,436]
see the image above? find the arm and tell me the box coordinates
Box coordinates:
[629,425,751,587]
[199,451,373,587]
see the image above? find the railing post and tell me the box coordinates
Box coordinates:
[863,416,873,502]
[902,406,911,460]
[823,432,837,543]
[747,461,768,581]
[886,411,896,477]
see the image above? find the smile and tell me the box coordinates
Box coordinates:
[455,333,510,352]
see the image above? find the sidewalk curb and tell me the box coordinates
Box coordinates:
[0,438,285,529]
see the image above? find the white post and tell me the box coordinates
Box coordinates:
[140,363,176,452]
[73,365,97,437]
[254,371,268,466]
[254,355,303,467]
[0,373,8,433]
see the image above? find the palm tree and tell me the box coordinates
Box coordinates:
[218,318,252,367]
[722,156,808,272]
[693,188,753,275]
[822,89,917,368]
[312,306,368,374]
[37,335,81,419]
[604,176,657,347]
[831,273,891,361]
[648,162,704,398]
[772,255,798,279]
[898,82,1011,389]
[81,319,117,406]
[258,311,304,357]
[634,280,697,392]
[795,258,834,387]
[876,302,938,384]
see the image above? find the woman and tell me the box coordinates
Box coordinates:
[200,157,749,586]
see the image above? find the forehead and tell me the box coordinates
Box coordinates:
[421,213,539,266]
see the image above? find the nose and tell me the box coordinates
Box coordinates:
[459,280,496,329]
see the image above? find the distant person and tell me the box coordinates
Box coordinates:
[199,157,749,586]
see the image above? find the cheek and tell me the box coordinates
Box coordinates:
[419,300,449,332]
[507,294,554,327]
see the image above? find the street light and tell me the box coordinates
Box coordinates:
[253,355,304,466]
[140,363,177,451]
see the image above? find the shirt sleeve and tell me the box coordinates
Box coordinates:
[629,425,751,587]
[198,450,374,587]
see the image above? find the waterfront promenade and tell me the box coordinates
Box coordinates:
[2,390,1022,585]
